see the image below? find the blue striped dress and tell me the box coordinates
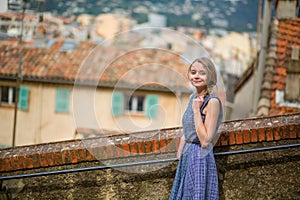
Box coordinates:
[169,93,223,200]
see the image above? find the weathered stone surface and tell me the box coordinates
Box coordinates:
[216,140,300,200]
[2,140,300,200]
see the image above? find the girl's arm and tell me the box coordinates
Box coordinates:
[193,98,220,148]
[177,135,185,160]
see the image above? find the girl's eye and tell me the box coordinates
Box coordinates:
[190,70,206,75]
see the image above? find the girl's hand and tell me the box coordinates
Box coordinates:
[192,95,204,113]
[177,148,182,160]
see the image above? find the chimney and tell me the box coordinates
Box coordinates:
[275,0,298,19]
[291,46,300,61]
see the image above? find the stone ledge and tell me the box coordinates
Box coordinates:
[0,113,299,172]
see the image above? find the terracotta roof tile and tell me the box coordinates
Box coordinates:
[257,18,300,116]
[0,40,190,92]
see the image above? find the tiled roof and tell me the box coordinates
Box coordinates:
[0,40,190,92]
[0,13,38,20]
[0,40,95,80]
[257,18,300,116]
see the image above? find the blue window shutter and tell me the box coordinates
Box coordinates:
[146,95,158,118]
[111,92,124,116]
[55,88,70,113]
[18,86,29,110]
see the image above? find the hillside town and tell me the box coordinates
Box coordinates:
[0,0,299,146]
[0,0,265,147]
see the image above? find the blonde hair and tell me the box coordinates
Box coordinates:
[188,57,218,95]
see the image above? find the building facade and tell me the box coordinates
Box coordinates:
[0,40,191,146]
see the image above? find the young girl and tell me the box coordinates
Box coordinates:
[169,57,223,200]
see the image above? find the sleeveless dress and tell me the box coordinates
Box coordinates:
[169,93,223,200]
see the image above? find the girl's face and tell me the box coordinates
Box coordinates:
[189,62,208,88]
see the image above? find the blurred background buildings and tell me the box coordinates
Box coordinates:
[0,0,299,147]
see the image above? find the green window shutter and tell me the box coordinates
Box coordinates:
[111,92,124,116]
[55,88,70,113]
[18,86,29,110]
[146,95,159,118]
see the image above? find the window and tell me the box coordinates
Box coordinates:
[111,91,159,118]
[0,86,29,110]
[60,41,78,52]
[0,86,16,105]
[126,95,145,112]
[55,88,70,113]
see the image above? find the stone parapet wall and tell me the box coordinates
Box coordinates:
[1,113,299,173]
[0,113,299,199]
